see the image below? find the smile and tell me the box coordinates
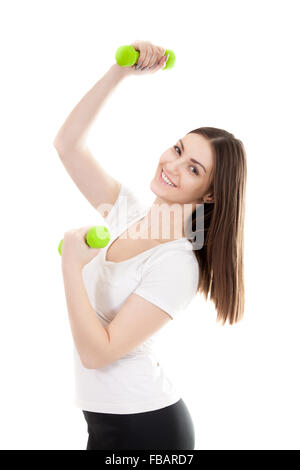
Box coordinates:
[160,169,177,187]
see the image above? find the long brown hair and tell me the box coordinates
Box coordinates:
[184,127,247,325]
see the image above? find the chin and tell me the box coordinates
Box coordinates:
[149,178,159,196]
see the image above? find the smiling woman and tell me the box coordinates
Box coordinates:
[54,38,247,451]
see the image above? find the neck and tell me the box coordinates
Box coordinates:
[139,196,195,242]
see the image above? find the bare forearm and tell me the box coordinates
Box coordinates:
[53,64,127,149]
[61,261,109,368]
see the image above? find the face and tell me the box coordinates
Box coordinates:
[150,133,215,207]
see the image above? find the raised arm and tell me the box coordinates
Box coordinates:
[53,64,128,217]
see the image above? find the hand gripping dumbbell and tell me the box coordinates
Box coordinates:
[58,226,111,256]
[115,45,176,70]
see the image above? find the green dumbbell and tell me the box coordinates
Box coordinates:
[115,45,175,70]
[58,226,111,256]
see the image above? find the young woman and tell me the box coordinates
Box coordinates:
[54,40,247,450]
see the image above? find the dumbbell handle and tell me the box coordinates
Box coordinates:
[58,226,111,256]
[115,45,175,70]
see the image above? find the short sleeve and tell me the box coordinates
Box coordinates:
[133,249,199,319]
[104,184,149,235]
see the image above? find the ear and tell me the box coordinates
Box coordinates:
[203,193,214,204]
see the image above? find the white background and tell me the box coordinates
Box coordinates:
[0,0,299,450]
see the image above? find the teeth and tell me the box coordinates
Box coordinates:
[162,170,176,186]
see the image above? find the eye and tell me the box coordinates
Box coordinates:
[173,145,199,176]
[190,166,199,175]
[174,145,181,155]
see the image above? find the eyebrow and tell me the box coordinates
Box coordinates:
[179,139,207,174]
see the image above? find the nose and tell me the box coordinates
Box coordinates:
[165,161,180,176]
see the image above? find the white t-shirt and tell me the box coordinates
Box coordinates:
[72,183,199,414]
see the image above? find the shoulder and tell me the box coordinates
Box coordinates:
[105,183,149,232]
[142,242,199,289]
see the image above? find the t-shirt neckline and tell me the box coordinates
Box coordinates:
[104,207,188,265]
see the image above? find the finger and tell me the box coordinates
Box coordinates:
[130,41,144,68]
[78,226,93,239]
[136,57,165,73]
[155,55,167,70]
[135,45,147,67]
[156,46,166,62]
[148,49,166,70]
[148,61,159,69]
[131,42,158,66]
[139,45,153,68]
[147,45,165,69]
[139,43,157,68]
[147,46,162,69]
[131,42,166,71]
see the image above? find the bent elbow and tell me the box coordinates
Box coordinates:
[82,356,105,370]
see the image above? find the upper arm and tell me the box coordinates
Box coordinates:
[90,293,172,369]
[54,143,121,218]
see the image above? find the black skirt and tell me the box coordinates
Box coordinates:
[82,398,195,450]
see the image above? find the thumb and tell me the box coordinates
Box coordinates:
[160,53,169,69]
